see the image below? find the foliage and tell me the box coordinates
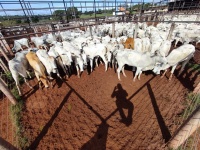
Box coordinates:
[16,19,22,24]
[52,10,65,21]
[31,16,39,23]
[52,7,80,21]
[10,87,30,149]
[1,20,18,27]
[187,63,200,72]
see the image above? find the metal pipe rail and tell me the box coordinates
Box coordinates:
[0,19,200,40]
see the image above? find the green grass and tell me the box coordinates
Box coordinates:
[0,72,30,149]
[80,13,113,19]
[10,87,30,149]
[175,93,200,149]
[187,63,200,72]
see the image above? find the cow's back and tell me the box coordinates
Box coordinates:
[26,52,46,76]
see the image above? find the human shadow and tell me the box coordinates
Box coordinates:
[111,83,134,126]
[81,121,109,150]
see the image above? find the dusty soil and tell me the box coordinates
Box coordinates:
[14,59,198,150]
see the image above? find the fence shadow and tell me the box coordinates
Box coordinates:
[176,64,200,91]
[27,89,73,149]
[81,121,109,150]
[0,137,18,150]
[147,83,171,143]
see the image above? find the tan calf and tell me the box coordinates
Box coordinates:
[26,52,49,88]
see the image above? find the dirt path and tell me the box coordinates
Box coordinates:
[19,63,199,150]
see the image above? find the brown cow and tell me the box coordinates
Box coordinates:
[123,37,134,49]
[26,51,49,88]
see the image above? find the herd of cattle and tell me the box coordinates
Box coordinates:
[8,15,199,96]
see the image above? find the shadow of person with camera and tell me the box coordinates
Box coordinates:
[111,83,134,126]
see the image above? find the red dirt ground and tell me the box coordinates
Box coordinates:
[16,58,199,149]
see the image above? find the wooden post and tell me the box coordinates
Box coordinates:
[193,82,200,94]
[134,23,138,39]
[0,46,9,62]
[152,13,157,26]
[0,62,7,73]
[0,78,17,105]
[148,15,151,21]
[0,32,11,53]
[112,23,115,38]
[0,59,9,72]
[195,14,200,21]
[168,105,200,149]
[89,26,93,39]
[33,27,38,37]
[167,23,175,41]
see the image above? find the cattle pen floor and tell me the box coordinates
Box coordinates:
[7,60,197,150]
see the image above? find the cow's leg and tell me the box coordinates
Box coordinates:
[179,56,193,76]
[19,68,33,91]
[134,68,141,82]
[169,65,177,81]
[23,77,33,89]
[90,59,93,73]
[117,65,123,81]
[122,66,127,77]
[26,70,32,79]
[100,56,108,71]
[57,57,67,75]
[161,69,168,78]
[56,69,62,79]
[76,65,80,78]
[34,71,42,88]
[138,70,142,80]
[95,57,99,67]
[174,38,179,47]
[12,72,22,96]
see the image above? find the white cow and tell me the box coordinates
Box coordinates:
[12,38,30,52]
[153,44,195,80]
[48,46,67,76]
[114,50,166,81]
[36,49,62,79]
[8,50,33,95]
[31,36,48,50]
[82,43,109,72]
[53,43,73,76]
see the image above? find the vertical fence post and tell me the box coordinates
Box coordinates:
[0,32,12,55]
[33,26,38,37]
[193,82,200,94]
[0,46,9,62]
[134,23,138,39]
[89,26,93,39]
[0,58,9,72]
[152,13,157,26]
[112,23,115,38]
[167,23,175,41]
[0,78,17,105]
[168,106,200,149]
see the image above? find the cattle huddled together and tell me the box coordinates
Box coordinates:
[9,15,199,96]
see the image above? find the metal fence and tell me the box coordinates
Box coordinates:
[0,0,200,149]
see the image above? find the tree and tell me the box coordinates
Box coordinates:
[52,10,65,21]
[16,19,22,24]
[66,7,80,19]
[52,7,80,21]
[31,16,39,23]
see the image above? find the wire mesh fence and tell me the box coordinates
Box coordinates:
[0,0,200,149]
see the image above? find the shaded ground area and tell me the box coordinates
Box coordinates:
[18,61,199,149]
